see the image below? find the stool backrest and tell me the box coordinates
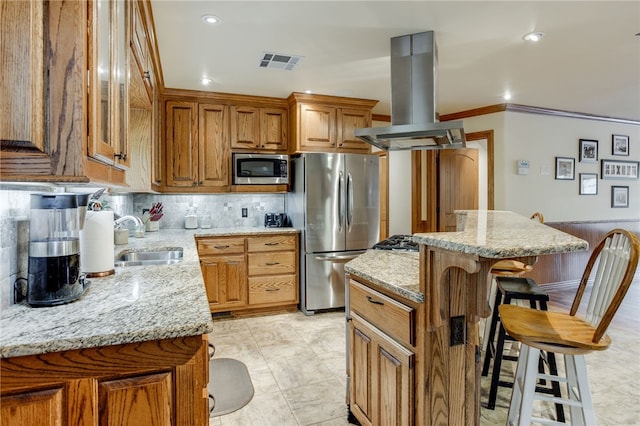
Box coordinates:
[529,212,544,223]
[570,229,639,344]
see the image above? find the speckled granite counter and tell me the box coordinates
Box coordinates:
[0,227,300,359]
[345,250,423,303]
[413,210,588,257]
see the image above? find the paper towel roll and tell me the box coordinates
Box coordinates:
[80,210,115,276]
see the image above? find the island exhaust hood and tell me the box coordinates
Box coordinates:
[355,31,465,151]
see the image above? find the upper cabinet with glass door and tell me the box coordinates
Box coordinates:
[89,0,129,171]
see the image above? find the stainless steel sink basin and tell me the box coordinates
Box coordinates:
[115,247,184,267]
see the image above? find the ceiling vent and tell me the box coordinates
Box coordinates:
[259,52,303,70]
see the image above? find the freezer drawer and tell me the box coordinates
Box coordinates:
[302,251,365,314]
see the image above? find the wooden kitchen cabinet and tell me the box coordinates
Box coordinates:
[196,233,299,315]
[197,237,247,311]
[0,335,209,426]
[348,279,416,426]
[88,0,130,171]
[288,93,378,154]
[163,100,230,191]
[230,106,288,151]
[0,1,88,181]
[247,234,298,307]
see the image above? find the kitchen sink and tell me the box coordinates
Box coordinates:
[114,247,184,267]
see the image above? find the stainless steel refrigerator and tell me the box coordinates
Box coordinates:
[286,153,379,315]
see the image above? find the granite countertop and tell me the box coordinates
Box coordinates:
[0,227,300,359]
[413,210,588,258]
[345,250,423,303]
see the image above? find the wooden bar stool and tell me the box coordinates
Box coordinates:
[481,277,564,422]
[500,229,639,425]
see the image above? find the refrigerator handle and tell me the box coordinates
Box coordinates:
[347,172,354,229]
[338,171,345,232]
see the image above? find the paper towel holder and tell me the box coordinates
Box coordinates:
[80,210,116,278]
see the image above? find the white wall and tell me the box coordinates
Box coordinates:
[462,111,640,222]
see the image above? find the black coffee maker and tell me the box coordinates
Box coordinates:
[27,193,90,306]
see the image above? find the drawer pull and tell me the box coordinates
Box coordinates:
[266,288,281,292]
[214,245,230,249]
[366,296,384,306]
[265,242,280,246]
[265,262,280,266]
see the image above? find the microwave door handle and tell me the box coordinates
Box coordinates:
[347,172,353,229]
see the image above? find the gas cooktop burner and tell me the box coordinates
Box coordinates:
[372,234,419,252]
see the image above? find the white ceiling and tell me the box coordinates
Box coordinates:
[151,1,640,121]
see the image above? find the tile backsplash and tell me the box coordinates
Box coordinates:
[0,186,286,308]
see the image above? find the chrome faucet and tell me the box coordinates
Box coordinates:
[114,215,144,228]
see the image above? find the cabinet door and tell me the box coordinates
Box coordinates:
[200,255,247,311]
[99,372,173,426]
[337,108,371,152]
[0,387,64,426]
[350,313,414,426]
[199,103,230,188]
[260,108,288,151]
[299,103,336,150]
[0,0,45,159]
[165,101,198,187]
[230,106,260,149]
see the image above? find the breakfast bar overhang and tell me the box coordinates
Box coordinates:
[413,210,588,425]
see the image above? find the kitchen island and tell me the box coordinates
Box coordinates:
[0,227,298,426]
[345,210,588,426]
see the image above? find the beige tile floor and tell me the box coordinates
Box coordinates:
[208,281,640,425]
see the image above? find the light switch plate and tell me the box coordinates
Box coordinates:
[517,159,530,175]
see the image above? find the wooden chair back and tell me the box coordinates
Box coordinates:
[529,212,544,223]
[569,229,640,344]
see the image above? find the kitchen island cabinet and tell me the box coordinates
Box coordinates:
[345,210,588,426]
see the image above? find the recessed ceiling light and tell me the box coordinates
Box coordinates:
[523,31,544,42]
[503,92,512,101]
[305,90,312,94]
[201,77,213,85]
[201,15,220,25]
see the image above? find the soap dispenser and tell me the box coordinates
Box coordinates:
[184,206,198,229]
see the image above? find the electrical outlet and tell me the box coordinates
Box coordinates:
[241,208,248,217]
[450,315,466,346]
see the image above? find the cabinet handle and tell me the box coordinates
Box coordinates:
[144,71,150,80]
[366,296,384,306]
[266,288,280,292]
[114,152,127,161]
[265,242,280,246]
[265,262,280,266]
[192,182,198,186]
[214,245,229,249]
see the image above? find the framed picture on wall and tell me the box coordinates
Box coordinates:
[579,173,598,195]
[611,186,629,208]
[555,157,575,180]
[612,134,629,156]
[579,139,598,163]
[601,159,639,179]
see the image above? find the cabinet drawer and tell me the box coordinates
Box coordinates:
[248,275,297,305]
[196,237,245,255]
[248,252,296,275]
[247,234,296,252]
[349,280,415,347]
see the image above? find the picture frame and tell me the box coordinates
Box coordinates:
[601,159,639,180]
[579,173,598,195]
[612,134,629,156]
[579,139,598,163]
[555,157,575,180]
[611,186,629,208]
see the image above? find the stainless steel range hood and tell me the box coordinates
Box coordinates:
[355,31,465,151]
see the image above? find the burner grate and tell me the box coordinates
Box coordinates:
[372,234,419,251]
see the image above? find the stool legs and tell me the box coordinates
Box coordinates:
[508,347,595,426]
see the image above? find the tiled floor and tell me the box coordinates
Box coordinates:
[208,281,640,425]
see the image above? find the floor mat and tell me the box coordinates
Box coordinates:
[209,357,255,417]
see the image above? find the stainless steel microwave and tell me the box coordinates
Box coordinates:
[232,153,289,185]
